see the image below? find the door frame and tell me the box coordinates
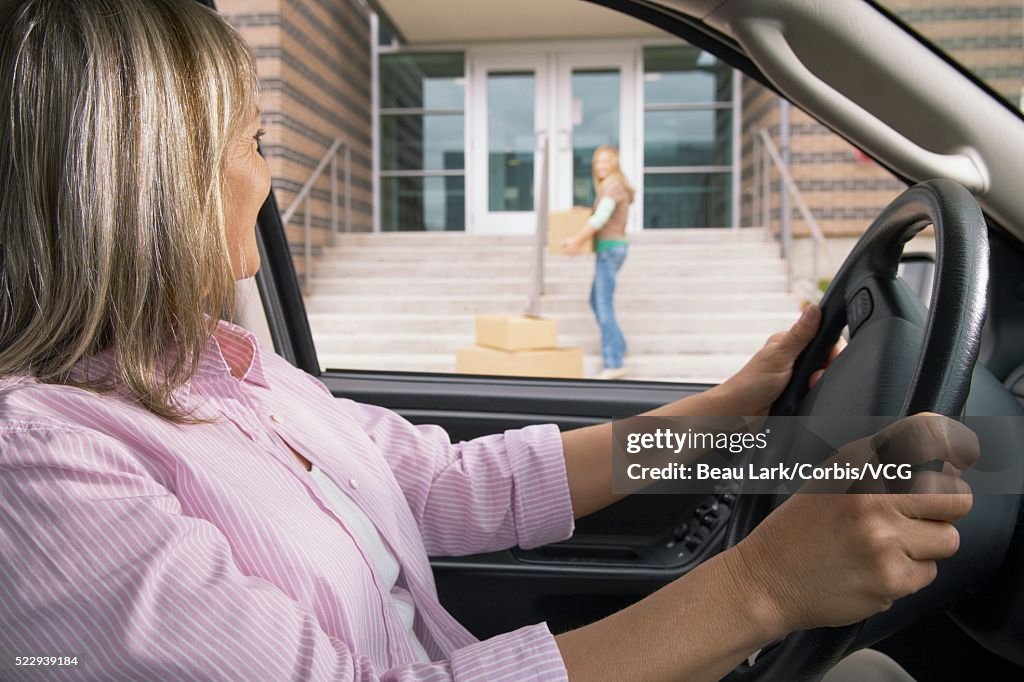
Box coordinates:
[466,40,646,234]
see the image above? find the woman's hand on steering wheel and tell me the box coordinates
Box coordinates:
[712,305,845,418]
[721,414,978,638]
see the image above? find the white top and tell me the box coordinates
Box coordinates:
[308,465,431,663]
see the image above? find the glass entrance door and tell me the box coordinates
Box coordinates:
[468,50,637,234]
[469,55,549,234]
[553,52,636,217]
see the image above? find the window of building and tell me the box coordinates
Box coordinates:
[486,71,536,212]
[642,46,733,228]
[571,69,622,207]
[379,52,466,231]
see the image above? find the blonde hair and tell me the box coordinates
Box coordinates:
[0,0,259,422]
[592,145,636,204]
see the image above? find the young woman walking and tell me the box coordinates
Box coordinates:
[563,146,635,379]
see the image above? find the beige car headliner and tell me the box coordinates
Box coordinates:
[661,0,1024,241]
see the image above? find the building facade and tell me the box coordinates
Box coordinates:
[220,0,1023,248]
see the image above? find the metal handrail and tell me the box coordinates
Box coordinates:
[754,128,833,290]
[525,133,550,318]
[281,137,352,294]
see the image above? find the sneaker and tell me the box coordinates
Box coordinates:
[597,367,627,380]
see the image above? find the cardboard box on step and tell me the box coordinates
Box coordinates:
[456,345,584,379]
[476,314,558,352]
[547,207,594,255]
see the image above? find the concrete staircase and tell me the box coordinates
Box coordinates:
[304,228,803,383]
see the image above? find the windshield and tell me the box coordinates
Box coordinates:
[873,1,1023,110]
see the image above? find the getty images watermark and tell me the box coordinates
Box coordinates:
[624,426,914,482]
[611,415,1024,495]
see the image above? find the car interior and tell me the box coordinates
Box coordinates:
[222,0,1024,679]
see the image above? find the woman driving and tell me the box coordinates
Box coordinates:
[0,1,975,680]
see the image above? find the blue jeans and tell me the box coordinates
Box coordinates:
[589,244,628,369]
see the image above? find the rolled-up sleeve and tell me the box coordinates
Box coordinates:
[450,623,567,680]
[0,427,568,681]
[334,397,575,556]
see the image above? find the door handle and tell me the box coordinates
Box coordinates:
[557,129,570,152]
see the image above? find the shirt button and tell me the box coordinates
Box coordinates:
[348,478,359,490]
[270,414,284,424]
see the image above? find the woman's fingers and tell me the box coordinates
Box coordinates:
[739,414,978,633]
[872,414,981,472]
[900,518,961,561]
[891,480,974,523]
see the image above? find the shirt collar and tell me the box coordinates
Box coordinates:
[63,319,269,404]
[191,319,270,390]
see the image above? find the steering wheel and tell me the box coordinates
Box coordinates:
[722,179,997,680]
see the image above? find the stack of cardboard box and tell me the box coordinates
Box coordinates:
[456,208,591,378]
[456,315,583,379]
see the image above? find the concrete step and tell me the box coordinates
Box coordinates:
[334,233,535,247]
[318,243,782,262]
[312,258,786,279]
[307,311,799,336]
[332,227,770,248]
[316,351,750,383]
[308,274,789,296]
[313,332,769,355]
[303,292,801,315]
[308,229,790,385]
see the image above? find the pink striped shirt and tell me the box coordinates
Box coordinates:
[0,320,574,680]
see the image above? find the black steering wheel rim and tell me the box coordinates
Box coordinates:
[722,179,989,681]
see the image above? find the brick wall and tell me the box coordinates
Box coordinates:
[740,1,1022,239]
[741,84,912,238]
[218,0,374,262]
[891,0,1023,104]
[739,77,778,229]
